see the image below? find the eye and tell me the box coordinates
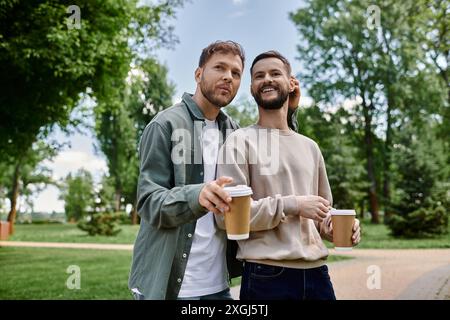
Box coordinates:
[232,71,241,78]
[214,65,224,70]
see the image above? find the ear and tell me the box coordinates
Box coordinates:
[194,67,202,84]
[289,75,296,93]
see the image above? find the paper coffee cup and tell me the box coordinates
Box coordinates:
[330,209,356,251]
[223,185,253,240]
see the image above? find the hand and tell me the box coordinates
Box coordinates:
[288,76,300,111]
[351,219,361,246]
[326,218,361,246]
[296,195,330,222]
[199,176,233,215]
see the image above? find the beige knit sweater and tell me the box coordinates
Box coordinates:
[215,124,333,269]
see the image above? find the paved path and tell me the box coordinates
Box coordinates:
[231,249,450,300]
[2,242,449,299]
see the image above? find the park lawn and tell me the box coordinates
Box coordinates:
[9,223,139,244]
[0,247,133,300]
[8,219,450,249]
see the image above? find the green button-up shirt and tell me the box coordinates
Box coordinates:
[128,92,298,299]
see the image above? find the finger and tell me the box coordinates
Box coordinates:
[216,176,233,187]
[352,229,361,241]
[206,190,230,212]
[353,219,360,231]
[317,197,330,207]
[313,214,324,223]
[318,203,329,215]
[204,201,222,215]
[353,234,360,245]
[210,183,232,203]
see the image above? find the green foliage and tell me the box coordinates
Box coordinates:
[0,0,182,161]
[223,96,258,128]
[387,125,449,237]
[290,0,448,222]
[78,212,122,236]
[94,57,174,213]
[297,106,368,209]
[388,206,448,238]
[59,169,94,221]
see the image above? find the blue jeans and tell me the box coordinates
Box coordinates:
[240,262,336,300]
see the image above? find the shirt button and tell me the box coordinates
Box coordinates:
[177,278,182,283]
[187,233,192,238]
[200,172,203,176]
[182,253,187,258]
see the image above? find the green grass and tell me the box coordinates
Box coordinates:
[9,223,139,244]
[0,247,133,299]
[325,218,450,249]
[9,220,450,249]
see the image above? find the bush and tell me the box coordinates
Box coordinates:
[387,204,449,238]
[116,211,132,225]
[77,213,122,236]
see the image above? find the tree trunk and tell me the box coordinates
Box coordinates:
[114,189,122,212]
[363,104,380,224]
[131,199,139,225]
[7,161,22,234]
[383,98,393,222]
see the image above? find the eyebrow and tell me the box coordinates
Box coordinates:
[253,68,283,76]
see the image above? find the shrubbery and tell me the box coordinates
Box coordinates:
[77,213,122,236]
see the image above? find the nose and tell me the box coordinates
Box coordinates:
[263,74,273,83]
[222,69,232,82]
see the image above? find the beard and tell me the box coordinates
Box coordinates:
[252,84,289,110]
[200,75,235,108]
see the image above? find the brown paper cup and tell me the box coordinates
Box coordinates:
[331,209,356,251]
[223,185,253,240]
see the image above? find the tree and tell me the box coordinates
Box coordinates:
[94,57,174,224]
[297,105,368,214]
[387,123,449,237]
[290,0,445,223]
[0,0,182,161]
[60,169,95,222]
[3,140,57,233]
[0,0,183,229]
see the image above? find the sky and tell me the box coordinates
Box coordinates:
[30,0,309,213]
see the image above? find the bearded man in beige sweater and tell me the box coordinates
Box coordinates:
[215,51,361,300]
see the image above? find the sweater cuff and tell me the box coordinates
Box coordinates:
[188,183,208,218]
[282,195,298,216]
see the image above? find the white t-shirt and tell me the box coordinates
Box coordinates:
[178,118,228,297]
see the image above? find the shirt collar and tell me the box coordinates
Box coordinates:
[182,92,228,123]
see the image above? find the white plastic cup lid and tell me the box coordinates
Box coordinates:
[223,185,253,197]
[330,209,356,216]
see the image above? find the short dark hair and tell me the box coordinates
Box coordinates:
[250,50,291,76]
[198,40,245,69]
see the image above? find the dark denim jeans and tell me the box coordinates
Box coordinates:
[240,262,336,300]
